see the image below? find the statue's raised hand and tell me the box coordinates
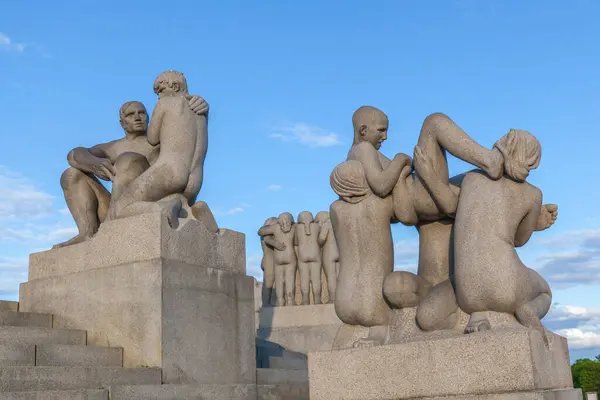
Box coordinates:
[186,94,209,116]
[536,204,558,231]
[91,158,116,181]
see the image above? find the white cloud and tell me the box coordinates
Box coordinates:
[533,229,600,288]
[545,304,600,349]
[228,207,244,215]
[0,226,78,243]
[556,329,600,349]
[0,166,55,220]
[393,240,419,273]
[267,184,282,191]
[0,33,26,53]
[270,123,342,148]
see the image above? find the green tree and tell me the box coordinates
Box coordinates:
[572,356,600,394]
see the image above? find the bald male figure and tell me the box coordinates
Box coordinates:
[55,96,207,248]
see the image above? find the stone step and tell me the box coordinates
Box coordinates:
[257,384,310,400]
[0,326,86,346]
[110,384,257,400]
[0,389,109,400]
[0,301,19,312]
[0,311,52,328]
[0,366,161,391]
[269,356,308,370]
[0,344,35,366]
[256,368,308,385]
[36,344,123,367]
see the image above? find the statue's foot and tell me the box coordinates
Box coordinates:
[485,148,504,180]
[160,198,183,229]
[465,318,491,334]
[52,233,93,249]
[190,201,219,233]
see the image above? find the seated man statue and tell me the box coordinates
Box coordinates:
[55,92,207,248]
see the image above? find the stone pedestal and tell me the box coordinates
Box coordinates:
[308,328,577,400]
[257,304,342,355]
[19,212,256,386]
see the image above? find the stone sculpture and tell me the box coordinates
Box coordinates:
[295,211,323,305]
[259,217,285,306]
[315,211,339,304]
[106,70,209,223]
[451,130,556,337]
[329,105,556,346]
[258,213,297,306]
[56,71,210,248]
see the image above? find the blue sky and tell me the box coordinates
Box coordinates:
[1,0,599,361]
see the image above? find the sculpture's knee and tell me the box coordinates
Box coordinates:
[422,112,450,129]
[114,152,149,175]
[60,167,85,190]
[383,271,430,309]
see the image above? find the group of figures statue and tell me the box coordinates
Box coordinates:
[54,70,219,249]
[258,211,340,307]
[55,68,558,350]
[329,106,559,346]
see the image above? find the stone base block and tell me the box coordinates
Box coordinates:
[257,304,341,355]
[19,212,255,386]
[110,384,257,400]
[308,328,574,400]
[421,388,582,399]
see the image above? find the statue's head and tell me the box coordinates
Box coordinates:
[315,211,330,224]
[297,211,314,224]
[153,70,189,97]
[119,101,148,135]
[494,129,541,182]
[278,212,294,233]
[264,217,278,226]
[352,105,389,150]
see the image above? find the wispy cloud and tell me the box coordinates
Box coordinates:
[393,239,419,273]
[533,229,600,288]
[228,207,245,215]
[0,33,26,53]
[0,166,55,220]
[270,123,342,148]
[267,184,282,191]
[246,253,263,280]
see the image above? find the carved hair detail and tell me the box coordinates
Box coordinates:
[494,129,541,182]
[297,211,314,235]
[153,70,188,95]
[315,211,330,223]
[278,212,294,233]
[119,101,146,121]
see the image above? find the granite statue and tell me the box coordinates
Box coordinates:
[451,130,556,337]
[106,71,209,224]
[55,89,208,248]
[315,211,339,304]
[259,217,285,306]
[329,106,521,345]
[258,212,297,306]
[295,211,323,305]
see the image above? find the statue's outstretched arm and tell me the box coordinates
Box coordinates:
[515,190,542,247]
[356,143,411,198]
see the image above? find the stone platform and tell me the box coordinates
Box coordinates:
[18,212,256,387]
[257,304,342,355]
[308,327,575,400]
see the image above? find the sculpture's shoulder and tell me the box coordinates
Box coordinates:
[347,142,375,162]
